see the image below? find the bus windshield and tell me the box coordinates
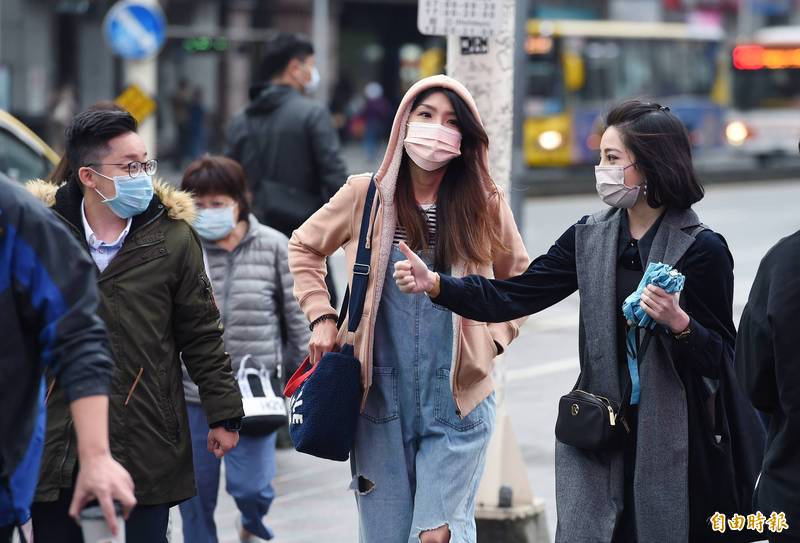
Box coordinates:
[732,68,800,110]
[569,37,718,103]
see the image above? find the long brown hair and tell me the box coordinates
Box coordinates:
[396,87,507,270]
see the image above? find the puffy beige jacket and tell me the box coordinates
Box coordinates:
[288,75,529,416]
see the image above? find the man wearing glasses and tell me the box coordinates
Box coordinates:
[26,109,244,542]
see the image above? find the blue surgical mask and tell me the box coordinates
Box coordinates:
[194,207,236,240]
[92,170,154,219]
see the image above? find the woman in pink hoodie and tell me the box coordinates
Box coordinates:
[288,75,529,542]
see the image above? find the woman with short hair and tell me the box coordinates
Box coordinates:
[394,100,763,543]
[179,155,309,543]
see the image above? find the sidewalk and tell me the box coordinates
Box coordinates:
[168,246,358,542]
[168,449,358,542]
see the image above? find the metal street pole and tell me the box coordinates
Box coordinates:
[737,0,751,39]
[510,0,528,231]
[312,0,330,105]
[446,1,548,541]
[123,0,158,154]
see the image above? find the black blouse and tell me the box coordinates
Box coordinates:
[434,213,736,378]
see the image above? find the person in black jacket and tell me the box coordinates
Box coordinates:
[393,101,765,543]
[736,178,800,542]
[0,175,135,542]
[225,32,347,307]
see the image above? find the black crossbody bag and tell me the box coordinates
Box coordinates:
[555,329,654,450]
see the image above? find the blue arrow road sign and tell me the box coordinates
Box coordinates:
[103,1,166,60]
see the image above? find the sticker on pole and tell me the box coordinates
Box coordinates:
[103,0,166,60]
[417,0,504,37]
[460,37,489,55]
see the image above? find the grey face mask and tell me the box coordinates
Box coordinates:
[595,164,640,208]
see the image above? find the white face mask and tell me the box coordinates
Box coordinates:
[303,65,320,94]
[595,164,641,209]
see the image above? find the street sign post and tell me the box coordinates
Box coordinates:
[103,0,166,61]
[418,1,549,541]
[103,0,165,158]
[417,0,505,37]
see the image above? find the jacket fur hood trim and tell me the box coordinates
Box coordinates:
[25,178,197,223]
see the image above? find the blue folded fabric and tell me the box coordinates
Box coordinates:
[622,262,686,330]
[621,262,686,405]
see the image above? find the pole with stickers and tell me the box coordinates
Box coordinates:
[103,0,166,154]
[418,1,548,541]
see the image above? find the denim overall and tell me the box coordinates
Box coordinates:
[351,245,496,543]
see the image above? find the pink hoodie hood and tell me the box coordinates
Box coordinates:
[374,74,491,206]
[288,75,530,417]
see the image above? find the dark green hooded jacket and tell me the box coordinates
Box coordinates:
[27,178,243,505]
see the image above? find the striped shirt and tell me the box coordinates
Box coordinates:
[393,203,437,247]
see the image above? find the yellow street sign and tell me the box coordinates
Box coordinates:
[115,84,156,123]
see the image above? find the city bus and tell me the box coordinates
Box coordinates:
[724,26,800,163]
[523,19,726,167]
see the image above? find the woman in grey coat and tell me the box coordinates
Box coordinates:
[178,156,309,543]
[394,101,764,542]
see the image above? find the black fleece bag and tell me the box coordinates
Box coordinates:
[282,176,378,461]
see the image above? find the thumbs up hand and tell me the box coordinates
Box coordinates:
[393,241,437,294]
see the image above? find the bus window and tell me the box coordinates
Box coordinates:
[575,38,717,103]
[577,39,657,101]
[733,67,800,110]
[562,51,585,92]
[525,38,564,115]
[523,19,724,167]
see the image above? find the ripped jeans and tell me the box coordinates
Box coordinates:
[351,245,495,543]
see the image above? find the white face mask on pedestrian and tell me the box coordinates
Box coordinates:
[595,164,642,209]
[302,64,320,94]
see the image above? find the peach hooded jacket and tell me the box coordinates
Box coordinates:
[288,75,529,417]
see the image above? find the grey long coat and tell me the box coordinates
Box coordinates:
[560,207,706,543]
[183,215,310,404]
[435,205,739,542]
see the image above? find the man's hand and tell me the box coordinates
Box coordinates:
[67,395,135,535]
[68,453,136,536]
[393,241,437,294]
[208,427,239,459]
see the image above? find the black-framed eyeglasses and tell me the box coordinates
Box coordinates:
[86,159,158,178]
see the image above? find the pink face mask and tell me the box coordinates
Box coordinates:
[403,122,462,171]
